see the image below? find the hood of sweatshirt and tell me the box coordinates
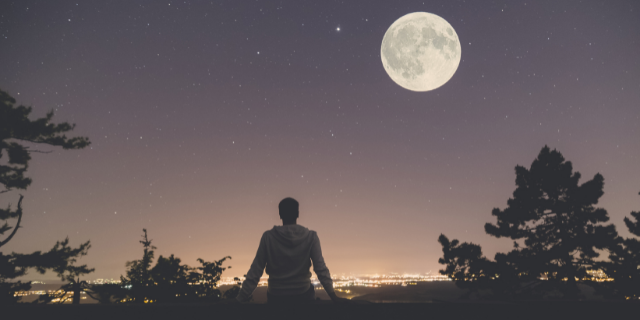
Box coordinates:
[270,224,312,248]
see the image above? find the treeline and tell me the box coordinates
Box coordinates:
[438,146,640,300]
[0,89,237,304]
[85,229,239,304]
[1,89,93,304]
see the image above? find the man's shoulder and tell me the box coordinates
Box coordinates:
[295,224,315,232]
[298,225,317,235]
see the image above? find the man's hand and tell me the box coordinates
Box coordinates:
[328,291,353,304]
[328,291,372,304]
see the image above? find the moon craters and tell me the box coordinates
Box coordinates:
[381,12,461,92]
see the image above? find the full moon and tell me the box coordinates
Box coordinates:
[381,12,461,92]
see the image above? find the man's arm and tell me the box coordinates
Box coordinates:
[310,231,342,301]
[236,233,267,302]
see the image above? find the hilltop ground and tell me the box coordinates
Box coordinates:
[5,301,637,320]
[20,281,605,304]
[8,282,633,320]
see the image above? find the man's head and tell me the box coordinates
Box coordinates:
[278,197,299,221]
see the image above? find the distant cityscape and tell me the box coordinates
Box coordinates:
[25,269,613,287]
[17,269,613,299]
[15,273,452,299]
[26,272,452,287]
[223,273,452,287]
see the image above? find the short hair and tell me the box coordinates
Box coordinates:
[278,197,299,220]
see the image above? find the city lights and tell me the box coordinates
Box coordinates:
[218,273,452,288]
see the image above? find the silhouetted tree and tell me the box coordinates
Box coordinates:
[120,229,156,303]
[438,235,494,297]
[85,283,127,304]
[44,259,96,304]
[150,254,191,302]
[0,89,90,246]
[193,256,231,301]
[115,229,232,303]
[0,89,92,303]
[3,238,92,304]
[484,146,618,297]
[438,234,488,283]
[597,192,640,299]
[439,146,619,299]
[32,248,96,304]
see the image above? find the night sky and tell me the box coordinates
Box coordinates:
[1,0,639,280]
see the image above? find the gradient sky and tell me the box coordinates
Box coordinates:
[1,0,639,280]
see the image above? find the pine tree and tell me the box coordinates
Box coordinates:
[439,146,619,299]
[120,229,156,303]
[117,229,232,303]
[600,192,640,299]
[0,89,93,303]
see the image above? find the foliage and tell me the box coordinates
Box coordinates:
[34,280,88,304]
[0,238,92,304]
[0,89,90,243]
[437,234,528,299]
[193,256,232,300]
[0,89,92,304]
[437,234,494,297]
[597,192,640,299]
[86,284,128,304]
[439,146,620,299]
[438,234,488,283]
[114,229,232,303]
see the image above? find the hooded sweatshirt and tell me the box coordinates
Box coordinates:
[236,224,335,302]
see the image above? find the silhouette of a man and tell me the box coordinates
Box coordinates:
[236,197,347,303]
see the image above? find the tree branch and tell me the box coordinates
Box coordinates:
[26,150,53,154]
[0,194,24,248]
[22,145,53,154]
[11,137,52,145]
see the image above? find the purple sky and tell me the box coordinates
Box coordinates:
[1,0,639,280]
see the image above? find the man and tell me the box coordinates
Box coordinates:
[236,197,348,303]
